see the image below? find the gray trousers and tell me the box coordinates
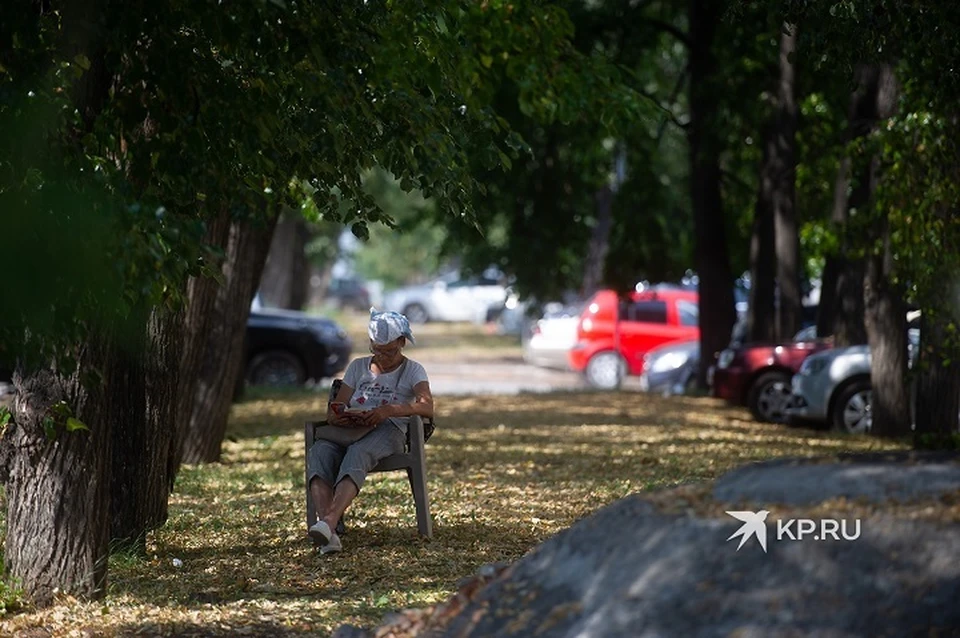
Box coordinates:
[307,421,405,491]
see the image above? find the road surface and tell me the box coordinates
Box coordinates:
[417,355,643,395]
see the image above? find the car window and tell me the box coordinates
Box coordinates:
[677,300,698,326]
[620,300,668,324]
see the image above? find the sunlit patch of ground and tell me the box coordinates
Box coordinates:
[322,309,525,361]
[0,389,905,636]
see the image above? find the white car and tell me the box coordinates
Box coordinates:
[382,269,508,324]
[522,303,582,370]
[786,329,920,433]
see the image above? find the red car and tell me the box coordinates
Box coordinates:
[569,287,700,389]
[710,337,833,423]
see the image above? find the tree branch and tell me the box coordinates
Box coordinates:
[643,18,692,49]
[656,69,689,145]
[637,86,689,135]
[719,167,753,194]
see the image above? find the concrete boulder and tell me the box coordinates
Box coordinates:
[336,452,960,638]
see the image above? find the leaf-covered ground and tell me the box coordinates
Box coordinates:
[0,387,905,637]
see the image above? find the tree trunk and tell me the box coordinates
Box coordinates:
[817,65,896,345]
[820,155,867,346]
[582,183,614,298]
[860,65,909,438]
[177,212,278,465]
[259,212,311,311]
[3,340,117,606]
[747,127,777,343]
[109,306,184,551]
[689,0,736,383]
[915,269,960,446]
[864,221,910,437]
[107,309,148,549]
[772,23,801,341]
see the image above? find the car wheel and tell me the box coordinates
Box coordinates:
[682,368,701,395]
[585,352,626,390]
[247,350,307,387]
[404,303,429,324]
[831,379,872,434]
[747,371,792,423]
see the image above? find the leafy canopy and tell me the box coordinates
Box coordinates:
[0,0,626,363]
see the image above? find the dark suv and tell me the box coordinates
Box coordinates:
[245,307,352,386]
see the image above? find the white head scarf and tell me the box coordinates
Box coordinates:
[368,309,416,345]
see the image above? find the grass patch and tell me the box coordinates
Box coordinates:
[0,488,23,619]
[0,577,23,618]
[0,390,904,636]
[317,310,524,361]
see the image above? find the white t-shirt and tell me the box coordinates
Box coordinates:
[342,356,429,434]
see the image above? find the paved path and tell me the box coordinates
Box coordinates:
[417,356,643,395]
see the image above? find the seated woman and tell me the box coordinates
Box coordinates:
[307,309,434,554]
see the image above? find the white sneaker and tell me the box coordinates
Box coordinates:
[309,521,332,545]
[321,533,342,555]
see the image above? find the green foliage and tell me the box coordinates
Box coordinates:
[0,574,24,617]
[426,0,690,301]
[351,169,447,289]
[20,400,90,441]
[1,0,615,370]
[869,105,960,302]
[914,431,960,451]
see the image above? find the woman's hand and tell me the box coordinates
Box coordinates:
[357,405,395,428]
[328,412,352,427]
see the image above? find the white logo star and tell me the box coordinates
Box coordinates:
[726,510,769,552]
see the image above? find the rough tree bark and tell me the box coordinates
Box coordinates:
[259,212,311,311]
[107,310,148,549]
[177,212,278,465]
[3,340,117,606]
[689,0,737,383]
[0,0,139,604]
[109,307,183,549]
[772,23,801,341]
[861,65,910,438]
[915,262,960,446]
[748,21,798,345]
[817,65,892,346]
[864,219,910,437]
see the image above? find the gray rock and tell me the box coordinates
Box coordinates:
[331,625,370,638]
[712,451,960,506]
[434,454,960,638]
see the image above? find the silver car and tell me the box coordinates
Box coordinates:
[382,269,507,324]
[786,329,919,433]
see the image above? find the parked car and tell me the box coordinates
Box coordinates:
[727,305,819,348]
[245,306,353,386]
[382,269,508,324]
[710,331,833,423]
[786,328,921,433]
[522,302,583,370]
[325,277,372,312]
[569,287,700,389]
[639,339,700,395]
